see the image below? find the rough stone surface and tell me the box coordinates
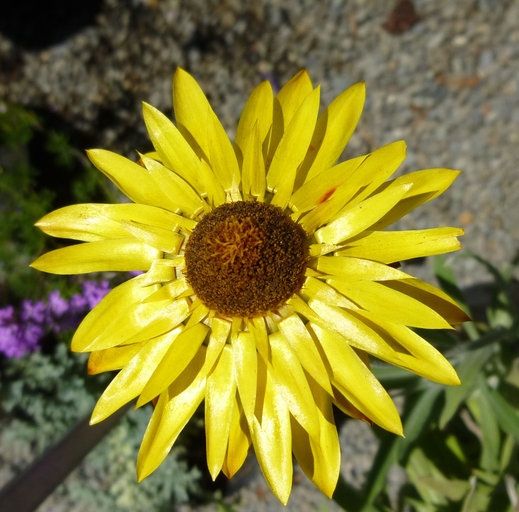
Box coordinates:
[1,0,517,510]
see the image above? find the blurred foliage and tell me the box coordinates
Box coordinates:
[333,253,519,512]
[0,102,112,302]
[0,338,202,510]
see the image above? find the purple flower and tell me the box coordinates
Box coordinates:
[20,300,47,323]
[20,323,44,352]
[68,293,88,314]
[0,324,21,358]
[47,290,68,317]
[0,280,112,358]
[0,305,15,325]
[82,281,110,309]
[0,315,43,358]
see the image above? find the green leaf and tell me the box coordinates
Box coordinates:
[406,448,449,506]
[461,476,478,512]
[467,388,501,472]
[445,434,469,464]
[439,345,495,428]
[499,434,515,473]
[361,386,442,507]
[433,254,471,316]
[480,383,519,442]
[472,469,500,487]
[420,476,471,502]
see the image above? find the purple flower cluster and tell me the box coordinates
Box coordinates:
[0,281,110,358]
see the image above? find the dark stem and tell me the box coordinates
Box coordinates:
[0,403,131,512]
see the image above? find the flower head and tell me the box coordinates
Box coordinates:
[31,69,468,503]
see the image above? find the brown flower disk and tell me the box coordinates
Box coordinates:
[185,201,308,317]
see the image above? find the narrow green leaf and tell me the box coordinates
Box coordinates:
[460,476,478,512]
[445,434,469,464]
[467,388,501,472]
[406,448,449,506]
[472,469,500,487]
[362,386,442,507]
[480,384,519,442]
[420,476,471,501]
[404,497,435,512]
[499,434,515,473]
[439,345,495,428]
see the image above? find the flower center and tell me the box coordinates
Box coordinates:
[184,201,308,317]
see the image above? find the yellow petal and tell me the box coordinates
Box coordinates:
[314,256,410,281]
[247,316,269,364]
[142,102,209,195]
[90,327,183,424]
[353,311,460,385]
[222,394,251,479]
[142,259,178,286]
[277,313,333,395]
[137,322,209,407]
[172,68,237,190]
[308,298,401,360]
[275,70,314,130]
[34,203,194,242]
[82,298,191,352]
[308,243,341,257]
[31,238,161,275]
[327,280,453,329]
[240,122,266,201]
[205,346,236,480]
[336,227,464,264]
[291,378,340,498]
[140,155,209,216]
[384,278,470,324]
[373,168,461,229]
[267,70,313,159]
[301,81,366,182]
[297,141,407,233]
[300,276,359,310]
[137,348,208,481]
[315,182,411,244]
[234,80,273,160]
[232,331,257,424]
[206,112,241,193]
[87,343,145,375]
[205,318,231,368]
[338,141,408,209]
[87,149,171,209]
[290,154,365,214]
[268,86,321,209]
[332,387,371,422]
[71,275,158,352]
[142,278,191,303]
[269,331,320,438]
[310,322,403,436]
[251,366,293,505]
[285,293,324,325]
[121,220,184,253]
[199,158,228,207]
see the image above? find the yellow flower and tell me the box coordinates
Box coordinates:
[31,69,468,504]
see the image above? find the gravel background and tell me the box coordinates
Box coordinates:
[1,0,518,510]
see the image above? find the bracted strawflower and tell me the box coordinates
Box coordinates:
[31,69,469,504]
